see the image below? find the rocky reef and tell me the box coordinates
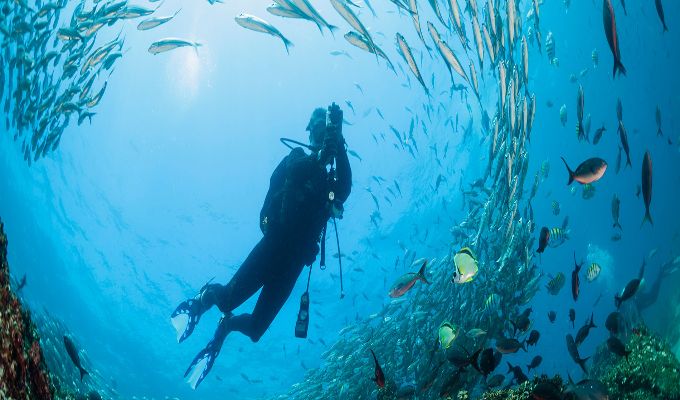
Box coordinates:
[592,325,680,400]
[463,326,680,400]
[0,218,53,400]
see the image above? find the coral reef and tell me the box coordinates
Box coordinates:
[0,218,53,400]
[593,326,680,400]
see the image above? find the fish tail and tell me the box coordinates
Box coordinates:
[614,294,622,309]
[663,23,668,33]
[193,42,202,56]
[418,261,430,284]
[613,59,627,78]
[613,222,622,230]
[657,127,663,136]
[641,210,653,227]
[327,24,338,35]
[560,157,574,185]
[578,357,590,373]
[625,155,632,168]
[79,366,89,381]
[282,37,294,55]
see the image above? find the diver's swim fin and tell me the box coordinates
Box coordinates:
[170,278,216,343]
[184,314,232,389]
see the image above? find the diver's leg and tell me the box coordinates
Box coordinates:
[228,260,305,342]
[171,238,272,342]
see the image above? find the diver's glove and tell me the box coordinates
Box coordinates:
[184,313,232,389]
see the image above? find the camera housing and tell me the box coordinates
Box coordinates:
[295,291,310,338]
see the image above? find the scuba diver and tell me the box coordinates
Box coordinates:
[171,103,352,388]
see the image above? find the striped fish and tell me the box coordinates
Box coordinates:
[586,263,601,282]
[546,272,565,295]
[548,227,569,247]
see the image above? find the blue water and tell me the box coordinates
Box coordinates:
[1,0,679,399]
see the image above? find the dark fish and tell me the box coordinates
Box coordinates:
[603,0,626,77]
[473,348,501,377]
[526,330,540,346]
[569,308,576,328]
[655,0,668,32]
[606,311,623,336]
[370,349,385,388]
[618,121,632,168]
[615,278,641,308]
[566,334,589,373]
[612,194,622,229]
[656,106,663,136]
[607,337,631,360]
[447,346,481,370]
[537,226,550,253]
[548,310,557,323]
[506,362,528,384]
[575,313,596,346]
[495,337,526,354]
[619,0,627,15]
[592,125,606,145]
[511,311,531,335]
[641,151,653,226]
[561,157,607,185]
[64,336,89,381]
[527,355,543,372]
[572,252,583,301]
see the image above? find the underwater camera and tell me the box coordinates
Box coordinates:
[295,291,310,338]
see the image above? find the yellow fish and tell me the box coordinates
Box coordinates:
[438,321,458,349]
[452,247,478,283]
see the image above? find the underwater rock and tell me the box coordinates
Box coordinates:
[0,218,53,399]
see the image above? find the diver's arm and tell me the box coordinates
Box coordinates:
[334,139,352,204]
[260,155,289,233]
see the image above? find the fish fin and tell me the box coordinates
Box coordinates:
[417,261,428,283]
[193,42,202,56]
[613,222,622,229]
[560,157,574,185]
[613,59,627,78]
[658,128,663,136]
[470,348,483,374]
[641,211,653,227]
[79,366,89,381]
[282,37,294,55]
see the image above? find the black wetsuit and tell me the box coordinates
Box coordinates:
[211,146,351,342]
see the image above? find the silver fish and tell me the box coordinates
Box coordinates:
[427,22,468,85]
[396,33,429,96]
[330,0,375,53]
[137,9,180,30]
[148,38,202,55]
[235,13,293,54]
[344,31,394,71]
